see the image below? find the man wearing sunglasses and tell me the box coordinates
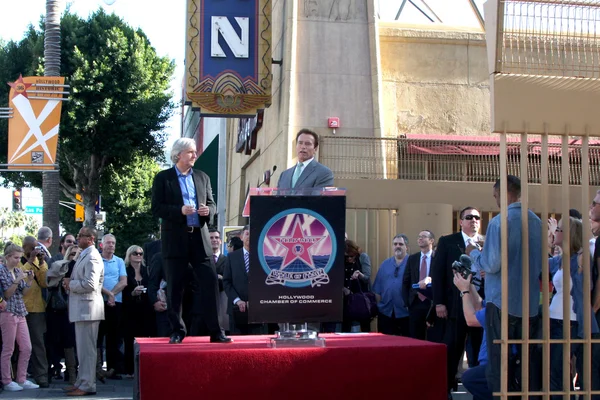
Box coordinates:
[372,234,410,336]
[431,206,484,399]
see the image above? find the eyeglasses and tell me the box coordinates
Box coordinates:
[132,252,143,256]
[463,215,481,221]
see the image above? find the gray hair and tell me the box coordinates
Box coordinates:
[102,234,116,244]
[393,234,409,245]
[37,226,53,241]
[170,138,196,164]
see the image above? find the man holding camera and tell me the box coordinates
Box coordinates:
[431,206,484,399]
[18,236,49,388]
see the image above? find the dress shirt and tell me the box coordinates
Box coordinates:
[420,250,433,277]
[102,255,127,303]
[297,157,314,170]
[470,202,542,318]
[233,248,249,305]
[372,256,409,319]
[461,231,478,249]
[175,166,200,227]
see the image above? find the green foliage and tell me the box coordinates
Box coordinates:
[0,208,39,242]
[0,8,174,238]
[8,234,23,247]
[101,153,161,255]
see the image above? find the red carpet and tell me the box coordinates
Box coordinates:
[136,334,446,400]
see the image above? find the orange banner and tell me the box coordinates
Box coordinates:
[7,75,65,170]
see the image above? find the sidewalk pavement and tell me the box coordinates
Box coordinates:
[0,377,134,400]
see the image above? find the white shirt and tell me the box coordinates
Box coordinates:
[420,250,433,276]
[461,231,479,249]
[297,157,314,170]
[549,268,576,321]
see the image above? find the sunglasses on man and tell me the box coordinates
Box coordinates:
[463,215,481,221]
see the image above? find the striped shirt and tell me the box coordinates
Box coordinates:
[0,265,29,317]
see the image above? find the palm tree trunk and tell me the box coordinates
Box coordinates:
[43,0,63,253]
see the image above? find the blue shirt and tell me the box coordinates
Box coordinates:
[471,202,542,318]
[569,254,600,338]
[372,256,409,318]
[475,303,487,365]
[102,255,127,303]
[175,167,200,227]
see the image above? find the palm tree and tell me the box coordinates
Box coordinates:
[42,0,63,252]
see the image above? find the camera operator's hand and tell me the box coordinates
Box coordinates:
[453,271,472,292]
[418,276,432,289]
[436,304,448,319]
[28,248,41,264]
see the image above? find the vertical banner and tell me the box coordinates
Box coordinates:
[185,0,272,116]
[249,195,346,323]
[7,75,66,170]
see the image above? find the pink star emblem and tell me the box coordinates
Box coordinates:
[7,74,33,99]
[272,218,324,269]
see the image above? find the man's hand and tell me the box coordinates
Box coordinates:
[465,243,478,256]
[197,203,210,217]
[236,300,247,312]
[453,271,472,292]
[153,301,167,312]
[181,205,196,215]
[217,274,223,280]
[418,276,432,289]
[62,277,71,291]
[28,248,41,265]
[107,292,116,306]
[436,304,448,319]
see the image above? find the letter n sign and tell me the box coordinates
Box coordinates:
[185,0,272,117]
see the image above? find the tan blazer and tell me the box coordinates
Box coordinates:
[68,246,105,322]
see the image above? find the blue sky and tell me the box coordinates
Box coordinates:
[0,0,187,148]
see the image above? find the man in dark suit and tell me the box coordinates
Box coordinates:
[277,129,334,189]
[403,230,435,341]
[431,207,484,399]
[151,137,231,344]
[223,225,264,335]
[142,239,161,270]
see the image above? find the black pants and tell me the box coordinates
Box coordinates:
[485,303,542,399]
[408,300,431,340]
[97,302,124,373]
[377,311,409,336]
[444,313,483,392]
[164,230,221,337]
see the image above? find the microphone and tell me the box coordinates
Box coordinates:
[459,254,473,269]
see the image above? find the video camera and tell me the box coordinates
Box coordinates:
[451,254,481,286]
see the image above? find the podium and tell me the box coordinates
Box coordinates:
[246,187,346,346]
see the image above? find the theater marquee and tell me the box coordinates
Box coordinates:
[185,0,272,116]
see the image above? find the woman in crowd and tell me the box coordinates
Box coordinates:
[547,217,579,399]
[0,244,38,392]
[122,245,154,377]
[46,244,80,385]
[342,239,372,333]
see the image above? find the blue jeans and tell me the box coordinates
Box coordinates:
[549,318,576,400]
[462,364,493,400]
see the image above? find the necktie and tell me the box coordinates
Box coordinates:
[244,251,250,274]
[418,255,427,301]
[291,163,304,188]
[214,254,218,264]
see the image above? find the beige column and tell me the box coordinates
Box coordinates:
[397,203,453,251]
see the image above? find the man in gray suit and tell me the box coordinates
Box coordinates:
[277,129,334,189]
[63,227,105,396]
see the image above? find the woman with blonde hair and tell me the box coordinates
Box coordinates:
[122,245,154,377]
[0,244,38,391]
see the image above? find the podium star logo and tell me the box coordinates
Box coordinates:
[8,75,33,99]
[272,217,324,269]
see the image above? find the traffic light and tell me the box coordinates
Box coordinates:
[12,189,22,211]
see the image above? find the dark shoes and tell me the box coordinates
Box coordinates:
[37,381,50,388]
[169,333,184,344]
[67,388,96,396]
[210,332,233,343]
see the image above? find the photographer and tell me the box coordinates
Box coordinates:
[18,236,49,388]
[453,269,491,400]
